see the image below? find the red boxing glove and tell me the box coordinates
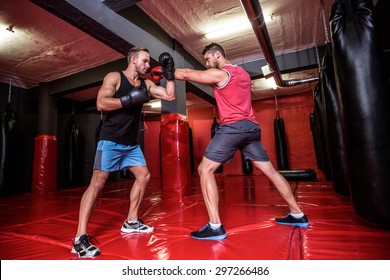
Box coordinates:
[151,65,164,82]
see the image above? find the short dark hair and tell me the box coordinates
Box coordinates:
[202,43,226,58]
[127,47,149,64]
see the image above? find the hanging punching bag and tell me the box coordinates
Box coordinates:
[241,151,253,174]
[211,116,223,173]
[313,82,333,181]
[0,103,16,196]
[309,111,323,170]
[274,111,289,170]
[320,43,350,195]
[189,127,195,175]
[64,115,80,186]
[331,0,390,224]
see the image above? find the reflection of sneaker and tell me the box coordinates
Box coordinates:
[275,213,310,227]
[190,223,227,240]
[71,234,101,258]
[121,219,154,233]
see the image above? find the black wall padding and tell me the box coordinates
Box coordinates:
[331,0,390,224]
[0,103,16,196]
[320,43,350,196]
[279,169,317,181]
[313,83,333,181]
[64,115,80,186]
[274,114,289,170]
[211,117,223,173]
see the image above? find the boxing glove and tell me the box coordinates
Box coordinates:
[119,87,149,109]
[151,65,164,82]
[158,52,175,80]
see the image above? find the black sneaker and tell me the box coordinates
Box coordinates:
[275,213,310,227]
[121,219,154,233]
[190,223,227,240]
[71,234,101,258]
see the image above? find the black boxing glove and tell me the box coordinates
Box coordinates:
[119,87,149,109]
[158,52,175,80]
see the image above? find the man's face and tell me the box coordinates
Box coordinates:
[203,51,218,69]
[134,51,151,75]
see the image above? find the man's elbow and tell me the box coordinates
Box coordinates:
[166,95,176,101]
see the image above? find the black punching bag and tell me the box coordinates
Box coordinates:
[309,111,323,170]
[211,116,223,173]
[241,151,253,174]
[0,103,16,196]
[320,43,350,195]
[189,127,195,175]
[313,83,333,181]
[64,115,80,186]
[331,0,390,224]
[274,111,289,170]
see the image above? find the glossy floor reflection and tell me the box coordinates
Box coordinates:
[0,174,389,260]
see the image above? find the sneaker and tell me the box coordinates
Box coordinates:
[190,223,227,240]
[275,213,310,227]
[71,234,101,258]
[121,219,154,233]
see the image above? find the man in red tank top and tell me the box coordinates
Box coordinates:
[172,43,309,240]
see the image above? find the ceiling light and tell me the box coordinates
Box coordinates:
[0,24,15,41]
[265,77,277,90]
[205,20,251,39]
[264,14,275,23]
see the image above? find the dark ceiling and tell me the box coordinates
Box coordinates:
[0,0,389,113]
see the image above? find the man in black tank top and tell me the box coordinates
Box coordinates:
[71,47,175,258]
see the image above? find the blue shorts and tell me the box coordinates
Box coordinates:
[93,140,146,172]
[205,120,270,163]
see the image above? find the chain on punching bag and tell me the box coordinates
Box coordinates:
[0,82,16,195]
[331,0,390,224]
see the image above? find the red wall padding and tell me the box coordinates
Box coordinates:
[144,91,320,179]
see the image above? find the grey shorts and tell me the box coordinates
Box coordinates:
[205,120,270,164]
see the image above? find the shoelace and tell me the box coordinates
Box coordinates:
[80,235,99,247]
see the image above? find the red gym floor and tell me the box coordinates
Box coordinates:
[0,174,390,260]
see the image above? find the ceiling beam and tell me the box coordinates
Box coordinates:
[102,0,141,12]
[30,0,215,102]
[30,0,132,56]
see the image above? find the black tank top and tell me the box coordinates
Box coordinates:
[98,71,148,145]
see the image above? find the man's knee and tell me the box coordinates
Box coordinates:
[137,171,151,185]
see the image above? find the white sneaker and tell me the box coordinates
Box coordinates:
[121,219,154,233]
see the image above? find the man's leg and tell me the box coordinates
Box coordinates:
[72,170,109,258]
[190,157,227,240]
[120,166,154,233]
[76,170,110,236]
[252,160,310,227]
[198,157,222,224]
[126,166,150,221]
